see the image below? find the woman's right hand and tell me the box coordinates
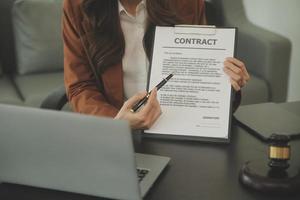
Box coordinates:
[114,88,162,130]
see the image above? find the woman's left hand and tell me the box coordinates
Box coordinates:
[223,57,250,91]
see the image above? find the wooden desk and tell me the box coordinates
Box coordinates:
[1,102,299,200]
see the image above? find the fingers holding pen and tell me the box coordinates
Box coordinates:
[116,75,167,130]
[123,91,147,109]
[115,91,149,129]
[140,88,158,112]
[115,88,162,130]
[138,88,162,129]
[126,73,172,129]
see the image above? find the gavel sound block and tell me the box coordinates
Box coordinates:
[239,134,300,194]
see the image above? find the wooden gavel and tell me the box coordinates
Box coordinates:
[239,134,300,194]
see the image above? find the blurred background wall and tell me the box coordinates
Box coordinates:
[243,0,300,102]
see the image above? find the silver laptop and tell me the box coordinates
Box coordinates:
[0,104,170,200]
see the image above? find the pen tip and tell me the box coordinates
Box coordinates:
[171,71,177,77]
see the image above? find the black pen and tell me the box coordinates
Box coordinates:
[130,73,174,113]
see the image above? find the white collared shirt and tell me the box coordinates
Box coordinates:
[118,0,148,99]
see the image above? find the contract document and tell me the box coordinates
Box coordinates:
[145,26,237,142]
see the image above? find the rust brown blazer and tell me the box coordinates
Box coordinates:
[63,0,240,118]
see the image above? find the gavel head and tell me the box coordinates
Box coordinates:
[268,134,291,171]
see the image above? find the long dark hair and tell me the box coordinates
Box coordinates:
[81,0,183,73]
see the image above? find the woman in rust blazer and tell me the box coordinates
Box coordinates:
[63,0,250,129]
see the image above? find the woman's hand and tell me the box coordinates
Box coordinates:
[223,57,250,91]
[115,88,162,130]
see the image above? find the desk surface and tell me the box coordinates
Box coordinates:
[1,102,300,200]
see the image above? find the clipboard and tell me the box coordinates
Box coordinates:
[143,25,238,143]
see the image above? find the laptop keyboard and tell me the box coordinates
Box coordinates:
[137,168,150,182]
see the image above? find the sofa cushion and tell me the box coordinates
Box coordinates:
[14,72,63,107]
[241,74,269,105]
[0,75,23,105]
[12,0,63,75]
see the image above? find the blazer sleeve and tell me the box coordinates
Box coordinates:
[62,0,119,117]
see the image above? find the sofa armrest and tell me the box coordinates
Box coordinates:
[40,85,68,110]
[236,22,291,102]
[209,0,292,102]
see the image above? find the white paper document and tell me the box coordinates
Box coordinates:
[145,26,237,140]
